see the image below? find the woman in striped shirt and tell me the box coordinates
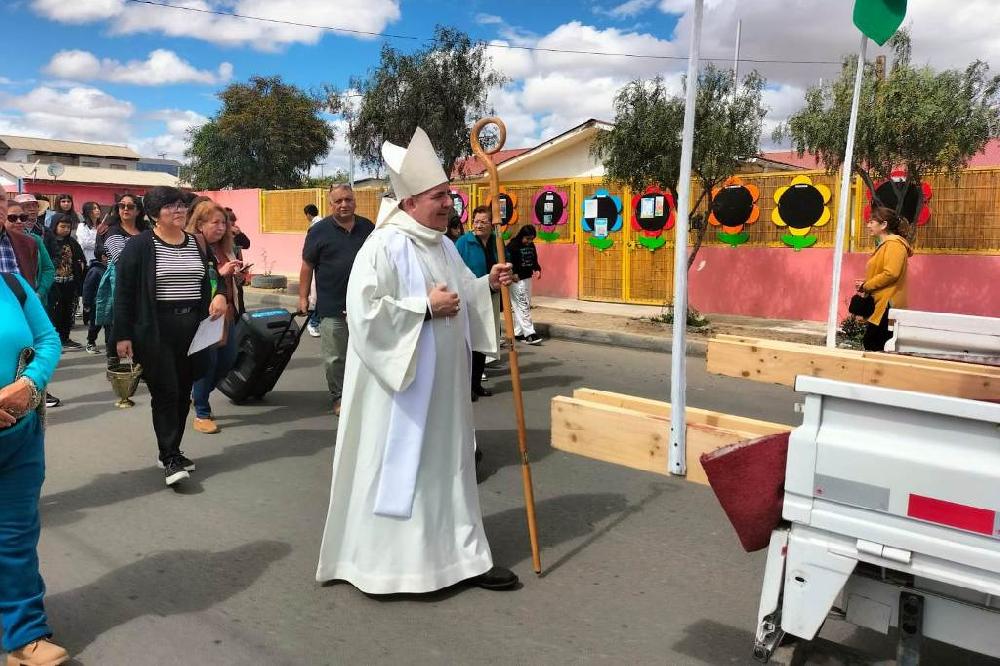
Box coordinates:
[114,186,228,487]
[99,194,146,368]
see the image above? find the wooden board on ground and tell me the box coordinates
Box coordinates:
[707,337,999,400]
[550,392,791,485]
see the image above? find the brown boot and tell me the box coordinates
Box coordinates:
[192,417,219,434]
[6,638,69,665]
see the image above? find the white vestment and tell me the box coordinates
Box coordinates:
[316,203,499,594]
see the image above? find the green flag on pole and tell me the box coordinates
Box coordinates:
[853,0,907,45]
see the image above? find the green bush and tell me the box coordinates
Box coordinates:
[839,315,867,348]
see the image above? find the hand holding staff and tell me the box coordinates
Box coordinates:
[470,117,542,574]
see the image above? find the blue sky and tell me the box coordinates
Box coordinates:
[2,0,997,175]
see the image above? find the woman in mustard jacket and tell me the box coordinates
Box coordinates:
[856,206,914,351]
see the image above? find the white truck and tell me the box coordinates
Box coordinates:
[886,309,1000,366]
[753,376,1000,664]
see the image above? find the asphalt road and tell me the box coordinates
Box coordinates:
[21,333,998,665]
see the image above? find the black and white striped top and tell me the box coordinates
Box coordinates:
[104,231,134,263]
[153,233,205,301]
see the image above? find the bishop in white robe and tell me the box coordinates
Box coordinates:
[316,128,517,594]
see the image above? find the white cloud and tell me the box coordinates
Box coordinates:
[476,13,503,25]
[596,0,658,20]
[31,0,402,51]
[44,49,233,86]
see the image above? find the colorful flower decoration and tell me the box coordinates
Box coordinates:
[772,175,832,250]
[863,170,932,227]
[488,189,518,239]
[581,188,623,251]
[449,189,469,224]
[531,185,569,242]
[709,176,759,247]
[630,186,675,251]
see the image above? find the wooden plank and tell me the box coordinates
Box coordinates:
[866,351,1000,376]
[571,388,789,438]
[550,396,756,484]
[707,337,999,400]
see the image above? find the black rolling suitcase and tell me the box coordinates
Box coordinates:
[218,307,308,404]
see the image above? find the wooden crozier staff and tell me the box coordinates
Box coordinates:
[470,116,542,574]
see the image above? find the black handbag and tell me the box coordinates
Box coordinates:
[848,293,875,318]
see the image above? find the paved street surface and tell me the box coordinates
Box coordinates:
[30,335,997,664]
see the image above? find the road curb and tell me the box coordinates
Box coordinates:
[242,289,707,358]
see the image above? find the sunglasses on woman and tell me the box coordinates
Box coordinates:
[6,213,29,223]
[118,202,136,210]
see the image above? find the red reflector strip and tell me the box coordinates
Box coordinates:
[907,494,996,536]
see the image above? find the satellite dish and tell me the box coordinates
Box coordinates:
[47,163,65,178]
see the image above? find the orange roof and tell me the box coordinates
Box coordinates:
[763,138,1000,170]
[451,149,530,180]
[760,150,824,170]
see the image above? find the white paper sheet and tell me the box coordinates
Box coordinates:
[187,315,225,355]
[584,198,598,219]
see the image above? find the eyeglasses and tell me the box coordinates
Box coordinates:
[6,214,29,223]
[118,203,136,210]
[161,202,187,213]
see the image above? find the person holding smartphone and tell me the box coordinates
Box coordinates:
[187,200,245,434]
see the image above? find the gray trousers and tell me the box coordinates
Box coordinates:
[320,316,349,400]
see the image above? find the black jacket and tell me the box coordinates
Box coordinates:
[43,232,86,286]
[506,240,540,280]
[113,230,227,378]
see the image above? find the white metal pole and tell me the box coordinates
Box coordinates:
[825,34,868,348]
[733,19,741,93]
[668,0,704,476]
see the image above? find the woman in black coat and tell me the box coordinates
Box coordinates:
[114,186,228,487]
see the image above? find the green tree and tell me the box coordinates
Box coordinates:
[303,169,350,189]
[330,26,507,180]
[592,64,767,267]
[775,31,1000,237]
[185,76,335,189]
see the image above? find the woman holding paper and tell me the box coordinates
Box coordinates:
[186,200,246,435]
[114,186,228,487]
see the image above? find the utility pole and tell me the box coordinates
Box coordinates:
[733,19,742,95]
[668,0,704,476]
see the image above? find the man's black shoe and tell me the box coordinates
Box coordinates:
[164,459,190,486]
[473,386,493,397]
[45,393,61,408]
[469,566,518,590]
[157,452,196,472]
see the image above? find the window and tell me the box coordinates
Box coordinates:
[80,161,100,167]
[109,164,126,170]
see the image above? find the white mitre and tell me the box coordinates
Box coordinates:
[381,127,449,200]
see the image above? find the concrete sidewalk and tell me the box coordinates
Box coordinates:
[241,285,827,356]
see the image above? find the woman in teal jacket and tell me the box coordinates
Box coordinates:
[0,272,67,665]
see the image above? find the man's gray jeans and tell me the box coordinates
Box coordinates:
[319,316,349,401]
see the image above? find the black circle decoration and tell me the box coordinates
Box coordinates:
[534,191,564,228]
[777,184,825,230]
[771,175,831,250]
[495,192,516,227]
[712,187,754,228]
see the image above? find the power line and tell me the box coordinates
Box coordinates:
[124,0,845,66]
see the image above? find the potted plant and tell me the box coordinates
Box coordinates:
[250,250,288,290]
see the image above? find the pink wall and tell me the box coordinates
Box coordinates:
[195,189,1000,321]
[688,247,1000,321]
[197,189,307,277]
[534,244,579,298]
[23,181,151,207]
